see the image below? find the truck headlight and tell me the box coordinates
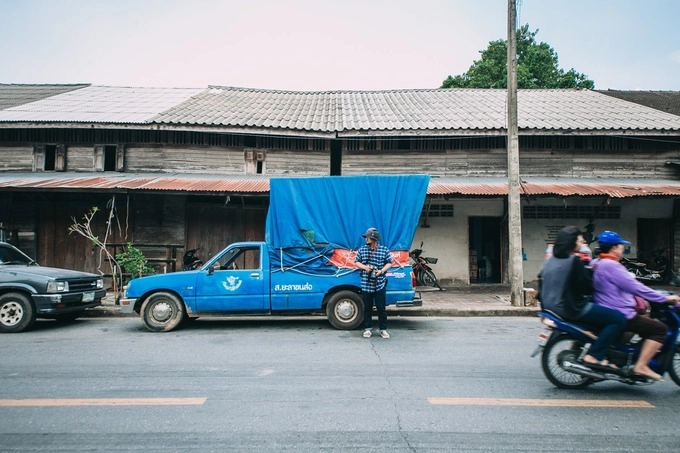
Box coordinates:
[47,281,69,293]
[96,278,104,289]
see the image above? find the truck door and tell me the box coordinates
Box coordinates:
[194,245,267,312]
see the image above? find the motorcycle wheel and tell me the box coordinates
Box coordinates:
[668,346,680,387]
[420,269,439,288]
[541,333,593,389]
[414,269,425,286]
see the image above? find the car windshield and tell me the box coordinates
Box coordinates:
[0,244,34,265]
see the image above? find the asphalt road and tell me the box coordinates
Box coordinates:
[2,316,680,452]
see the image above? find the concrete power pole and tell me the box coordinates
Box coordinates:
[507,0,524,306]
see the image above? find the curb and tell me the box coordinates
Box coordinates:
[389,309,539,317]
[82,306,540,318]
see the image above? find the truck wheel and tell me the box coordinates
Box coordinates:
[0,292,36,333]
[140,292,185,332]
[326,291,364,330]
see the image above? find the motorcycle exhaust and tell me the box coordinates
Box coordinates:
[562,360,606,379]
[562,360,646,384]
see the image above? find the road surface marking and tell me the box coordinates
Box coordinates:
[428,397,653,408]
[0,398,207,407]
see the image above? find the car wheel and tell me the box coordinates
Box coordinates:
[0,292,36,333]
[140,292,185,332]
[326,290,364,330]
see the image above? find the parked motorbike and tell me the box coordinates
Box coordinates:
[620,248,674,284]
[531,297,680,389]
[182,248,203,270]
[410,242,442,290]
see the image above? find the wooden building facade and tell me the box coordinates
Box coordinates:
[1,85,679,286]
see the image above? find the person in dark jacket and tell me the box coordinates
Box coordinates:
[539,226,627,369]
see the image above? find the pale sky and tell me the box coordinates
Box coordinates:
[1,0,678,91]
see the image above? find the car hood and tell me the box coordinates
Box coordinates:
[0,265,100,280]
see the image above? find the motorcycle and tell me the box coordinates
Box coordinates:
[531,298,680,389]
[621,256,665,282]
[410,242,442,289]
[182,247,203,271]
[620,248,677,284]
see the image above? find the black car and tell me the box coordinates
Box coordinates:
[0,242,106,333]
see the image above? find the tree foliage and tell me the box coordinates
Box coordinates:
[441,25,594,89]
[116,242,155,278]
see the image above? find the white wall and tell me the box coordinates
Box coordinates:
[411,198,504,284]
[411,196,675,287]
[521,197,674,285]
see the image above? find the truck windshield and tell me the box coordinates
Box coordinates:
[0,243,34,265]
[215,246,261,270]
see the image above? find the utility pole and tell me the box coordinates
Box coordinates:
[507,0,524,306]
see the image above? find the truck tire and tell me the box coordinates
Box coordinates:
[326,291,364,330]
[140,292,185,332]
[0,292,36,333]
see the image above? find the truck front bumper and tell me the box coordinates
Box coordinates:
[119,297,137,314]
[33,289,106,314]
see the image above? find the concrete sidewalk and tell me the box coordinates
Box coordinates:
[392,285,539,317]
[86,284,540,318]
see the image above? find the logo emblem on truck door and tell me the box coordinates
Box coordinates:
[222,276,242,292]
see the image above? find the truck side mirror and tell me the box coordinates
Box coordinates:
[207,266,214,276]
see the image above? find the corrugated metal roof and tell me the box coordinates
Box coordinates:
[0,84,91,110]
[429,177,508,195]
[428,177,680,197]
[0,173,678,198]
[2,85,679,133]
[519,178,680,198]
[0,173,270,193]
[0,86,204,124]
[428,177,680,198]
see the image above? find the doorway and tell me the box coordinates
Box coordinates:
[468,217,502,283]
[637,218,672,269]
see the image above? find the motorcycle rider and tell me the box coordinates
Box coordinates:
[538,226,627,370]
[592,230,680,381]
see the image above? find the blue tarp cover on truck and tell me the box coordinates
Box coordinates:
[265,175,430,274]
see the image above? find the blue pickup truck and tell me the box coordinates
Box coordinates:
[121,175,429,332]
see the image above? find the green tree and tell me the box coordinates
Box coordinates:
[116,242,155,279]
[441,25,594,89]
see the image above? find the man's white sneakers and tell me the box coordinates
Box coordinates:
[363,329,372,338]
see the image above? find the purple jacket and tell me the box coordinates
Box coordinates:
[592,258,667,319]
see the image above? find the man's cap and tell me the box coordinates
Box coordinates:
[597,230,631,246]
[361,227,381,241]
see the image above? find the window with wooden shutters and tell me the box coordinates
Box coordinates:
[54,144,66,171]
[94,144,125,171]
[33,145,45,172]
[244,148,266,174]
[33,144,66,172]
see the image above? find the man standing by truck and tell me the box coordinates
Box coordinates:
[355,228,393,339]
